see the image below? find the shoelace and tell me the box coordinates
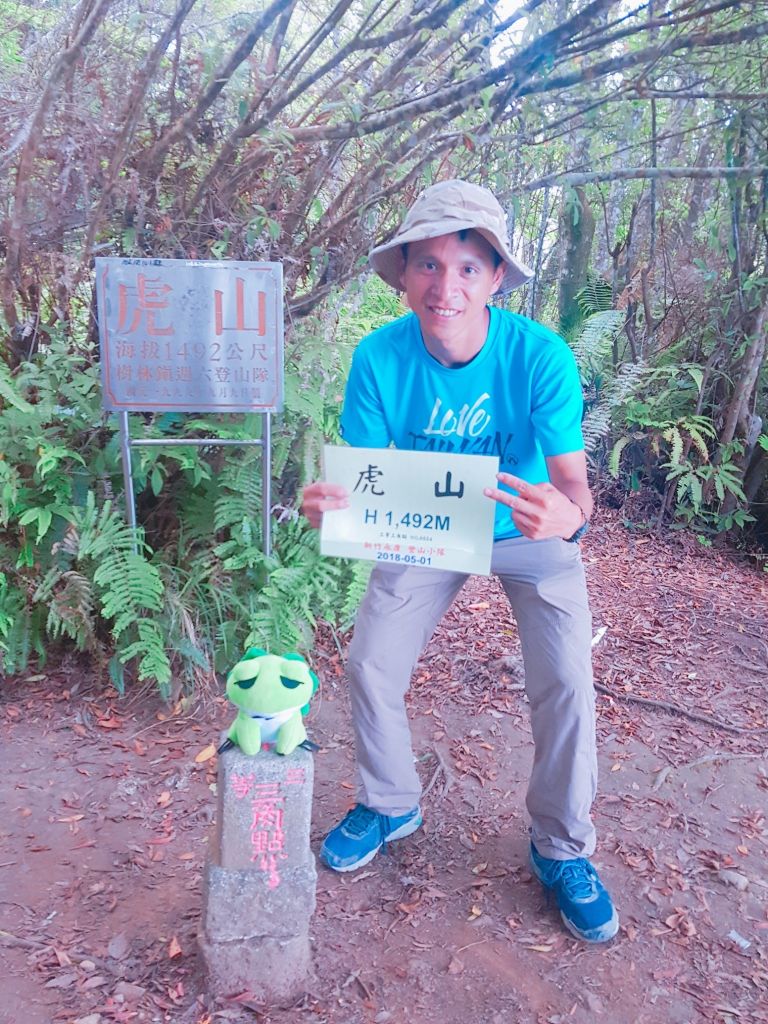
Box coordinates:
[343,804,381,838]
[554,861,597,901]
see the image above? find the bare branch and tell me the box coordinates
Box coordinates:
[523,166,768,191]
[186,0,483,213]
[264,0,299,79]
[285,0,619,142]
[145,0,295,168]
[249,0,479,135]
[637,89,768,100]
[82,0,199,263]
[1,0,115,324]
[0,0,115,176]
[565,0,747,58]
[276,7,768,147]
[517,18,768,100]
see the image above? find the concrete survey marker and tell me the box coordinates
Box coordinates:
[200,744,316,1001]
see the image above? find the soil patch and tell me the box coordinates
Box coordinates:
[2,511,767,1024]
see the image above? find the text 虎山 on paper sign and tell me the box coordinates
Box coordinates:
[320,445,499,575]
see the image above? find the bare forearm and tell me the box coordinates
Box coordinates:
[554,478,593,521]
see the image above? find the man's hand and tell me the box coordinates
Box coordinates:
[483,472,585,541]
[300,481,349,530]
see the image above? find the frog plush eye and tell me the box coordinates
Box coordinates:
[280,675,302,689]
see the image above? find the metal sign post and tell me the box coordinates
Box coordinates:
[97,258,283,556]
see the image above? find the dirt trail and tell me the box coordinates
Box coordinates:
[2,511,767,1024]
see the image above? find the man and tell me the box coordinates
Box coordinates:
[301,180,618,943]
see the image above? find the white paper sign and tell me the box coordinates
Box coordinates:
[320,445,499,575]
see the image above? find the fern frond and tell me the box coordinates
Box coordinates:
[213,453,263,532]
[73,494,145,560]
[33,565,63,603]
[687,427,710,463]
[689,473,703,509]
[581,361,648,454]
[338,560,372,630]
[245,589,310,653]
[572,310,625,371]
[118,619,171,690]
[0,571,26,643]
[177,488,217,544]
[46,571,95,649]
[0,604,46,674]
[0,460,20,526]
[95,551,164,639]
[576,275,613,316]
[213,495,241,533]
[663,426,684,465]
[688,415,717,438]
[242,461,262,524]
[609,437,631,478]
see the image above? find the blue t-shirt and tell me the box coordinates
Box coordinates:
[340,306,584,540]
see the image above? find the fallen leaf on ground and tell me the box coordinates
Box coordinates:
[96,716,122,729]
[194,743,216,763]
[168,935,182,959]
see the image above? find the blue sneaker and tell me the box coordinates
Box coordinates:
[320,803,422,872]
[530,842,619,943]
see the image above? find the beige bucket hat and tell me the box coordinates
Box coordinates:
[369,179,534,295]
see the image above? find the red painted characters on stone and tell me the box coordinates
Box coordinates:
[230,774,298,888]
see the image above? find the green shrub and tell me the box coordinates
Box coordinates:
[0,283,392,693]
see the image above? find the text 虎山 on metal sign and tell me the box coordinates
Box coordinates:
[94,257,283,556]
[95,257,283,413]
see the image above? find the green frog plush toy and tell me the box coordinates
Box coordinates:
[223,647,319,756]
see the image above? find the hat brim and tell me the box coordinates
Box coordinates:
[369,219,534,295]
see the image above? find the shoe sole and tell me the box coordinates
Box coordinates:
[321,813,423,873]
[560,907,619,944]
[530,852,619,944]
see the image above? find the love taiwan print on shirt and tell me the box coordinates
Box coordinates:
[407,391,519,466]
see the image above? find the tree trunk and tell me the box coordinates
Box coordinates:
[719,300,767,451]
[558,185,595,334]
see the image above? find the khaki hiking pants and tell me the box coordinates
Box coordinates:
[346,535,597,861]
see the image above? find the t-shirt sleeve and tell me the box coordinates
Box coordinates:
[339,343,391,448]
[530,341,585,456]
